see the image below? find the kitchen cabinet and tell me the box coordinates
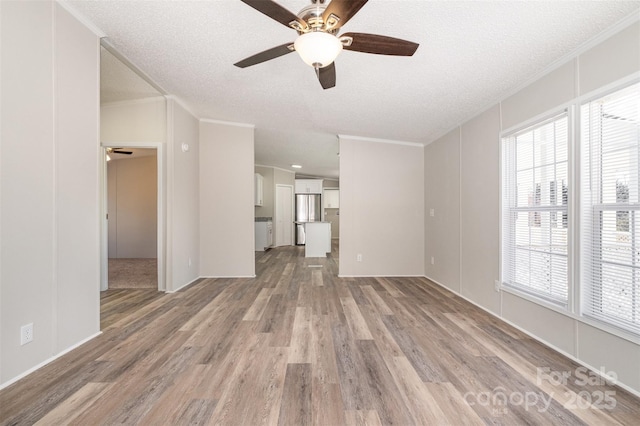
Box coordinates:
[323,188,339,208]
[255,220,272,251]
[255,173,264,206]
[295,179,323,194]
[304,222,331,257]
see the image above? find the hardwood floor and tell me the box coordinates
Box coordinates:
[1,243,639,425]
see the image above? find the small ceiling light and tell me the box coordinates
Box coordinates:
[291,164,302,169]
[106,154,111,162]
[294,32,343,68]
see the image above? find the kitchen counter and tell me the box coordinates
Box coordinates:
[304,222,331,257]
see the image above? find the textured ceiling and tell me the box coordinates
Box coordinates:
[68,0,640,179]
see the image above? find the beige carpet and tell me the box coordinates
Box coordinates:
[108,258,157,289]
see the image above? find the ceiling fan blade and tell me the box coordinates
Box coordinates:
[323,0,368,30]
[240,0,307,31]
[113,150,133,155]
[234,43,295,68]
[342,32,419,56]
[317,62,336,90]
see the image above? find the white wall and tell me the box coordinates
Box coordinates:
[424,19,640,394]
[101,97,166,143]
[0,1,100,385]
[424,129,460,292]
[107,156,158,258]
[340,136,424,276]
[460,105,501,313]
[200,120,255,277]
[167,99,200,292]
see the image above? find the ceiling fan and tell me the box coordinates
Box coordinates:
[234,0,419,89]
[106,147,133,155]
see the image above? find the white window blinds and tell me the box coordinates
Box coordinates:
[581,82,640,335]
[502,113,569,305]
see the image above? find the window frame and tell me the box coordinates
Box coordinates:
[579,80,640,337]
[498,76,640,345]
[501,109,572,309]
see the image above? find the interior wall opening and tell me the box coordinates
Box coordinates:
[106,148,158,290]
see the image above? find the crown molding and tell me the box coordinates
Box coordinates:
[165,95,200,120]
[426,10,640,146]
[339,134,424,148]
[200,118,255,129]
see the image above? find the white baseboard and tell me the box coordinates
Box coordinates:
[0,331,102,391]
[199,275,256,279]
[424,275,640,399]
[165,276,203,293]
[338,274,423,278]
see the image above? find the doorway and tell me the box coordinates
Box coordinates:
[101,143,165,291]
[275,184,294,246]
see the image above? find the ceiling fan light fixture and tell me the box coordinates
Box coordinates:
[294,31,342,68]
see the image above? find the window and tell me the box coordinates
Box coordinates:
[502,112,569,305]
[581,82,640,335]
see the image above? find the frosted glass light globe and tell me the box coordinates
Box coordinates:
[294,32,343,68]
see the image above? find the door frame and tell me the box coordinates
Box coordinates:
[100,141,166,291]
[275,184,294,246]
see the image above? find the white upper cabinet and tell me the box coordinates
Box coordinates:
[295,179,323,194]
[323,188,339,208]
[255,173,264,206]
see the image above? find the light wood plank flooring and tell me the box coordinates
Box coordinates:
[1,244,639,425]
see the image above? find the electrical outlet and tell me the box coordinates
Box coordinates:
[357,254,362,262]
[430,209,435,217]
[494,280,501,292]
[431,256,435,265]
[20,323,33,345]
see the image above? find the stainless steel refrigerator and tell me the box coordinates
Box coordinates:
[295,194,321,245]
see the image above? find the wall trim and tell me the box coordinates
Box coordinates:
[100,38,167,96]
[424,275,640,399]
[0,331,102,391]
[165,95,200,121]
[255,164,297,175]
[497,11,639,114]
[339,134,424,148]
[200,118,255,129]
[338,274,424,278]
[200,275,257,279]
[426,12,640,146]
[576,73,640,105]
[295,173,338,180]
[165,276,203,294]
